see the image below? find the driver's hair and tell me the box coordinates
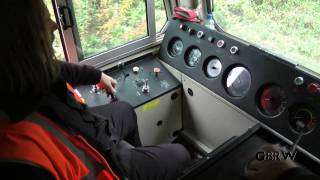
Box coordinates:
[0,0,60,102]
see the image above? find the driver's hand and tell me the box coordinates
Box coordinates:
[245,144,298,180]
[97,73,117,94]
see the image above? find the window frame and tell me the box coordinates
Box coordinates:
[52,0,171,67]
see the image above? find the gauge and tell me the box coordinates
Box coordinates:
[185,48,202,67]
[289,105,317,135]
[258,85,287,117]
[204,58,222,78]
[225,66,251,97]
[168,38,183,57]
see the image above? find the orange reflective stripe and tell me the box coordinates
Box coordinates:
[0,120,89,179]
[0,113,119,180]
[66,82,86,104]
[26,113,98,180]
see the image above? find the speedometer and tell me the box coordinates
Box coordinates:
[225,66,251,97]
[185,47,201,67]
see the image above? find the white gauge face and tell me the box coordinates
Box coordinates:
[168,39,183,57]
[186,48,201,67]
[206,58,222,78]
[226,66,251,97]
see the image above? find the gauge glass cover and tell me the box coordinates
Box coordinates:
[226,66,251,97]
[205,58,222,78]
[168,39,183,57]
[258,85,287,116]
[289,105,317,135]
[186,48,202,67]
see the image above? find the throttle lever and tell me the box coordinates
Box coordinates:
[107,92,118,102]
[290,121,306,153]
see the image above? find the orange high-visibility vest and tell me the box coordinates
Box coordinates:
[0,112,119,180]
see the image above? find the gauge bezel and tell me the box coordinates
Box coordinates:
[184,46,202,67]
[167,37,184,58]
[288,104,317,135]
[256,84,287,118]
[203,56,222,78]
[223,64,252,98]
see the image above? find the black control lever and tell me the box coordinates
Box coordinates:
[290,121,305,153]
[107,92,118,102]
[118,62,129,79]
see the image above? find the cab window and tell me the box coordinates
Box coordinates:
[50,0,168,64]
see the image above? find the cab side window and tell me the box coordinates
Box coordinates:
[47,0,169,64]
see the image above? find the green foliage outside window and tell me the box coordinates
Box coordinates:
[214,0,320,74]
[72,0,147,59]
[73,0,167,59]
[44,0,167,61]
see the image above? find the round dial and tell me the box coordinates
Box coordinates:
[185,48,202,67]
[205,58,222,78]
[289,106,317,135]
[168,39,183,57]
[258,85,287,117]
[225,66,251,97]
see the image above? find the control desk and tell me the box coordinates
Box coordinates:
[75,55,182,146]
[76,55,180,108]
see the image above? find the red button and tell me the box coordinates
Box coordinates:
[154,67,161,77]
[307,83,320,94]
[154,67,161,73]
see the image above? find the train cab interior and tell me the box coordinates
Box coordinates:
[2,0,320,179]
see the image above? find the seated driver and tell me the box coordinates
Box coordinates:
[0,0,191,179]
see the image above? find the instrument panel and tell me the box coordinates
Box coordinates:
[159,20,320,159]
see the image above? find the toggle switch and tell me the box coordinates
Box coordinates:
[142,79,150,93]
[91,85,99,94]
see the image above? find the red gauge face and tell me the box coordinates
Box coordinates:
[258,85,287,116]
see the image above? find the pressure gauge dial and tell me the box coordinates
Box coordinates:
[185,48,202,67]
[289,106,317,135]
[225,66,251,97]
[168,38,184,57]
[258,85,287,117]
[205,58,222,78]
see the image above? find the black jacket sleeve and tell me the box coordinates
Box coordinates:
[277,167,320,180]
[0,162,54,180]
[58,61,101,86]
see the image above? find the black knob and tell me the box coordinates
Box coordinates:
[179,24,188,31]
[188,28,196,35]
[208,36,214,43]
